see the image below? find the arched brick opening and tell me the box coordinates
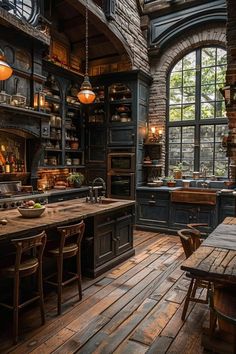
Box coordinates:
[148,24,226,173]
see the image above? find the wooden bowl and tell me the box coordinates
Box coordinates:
[17,206,46,218]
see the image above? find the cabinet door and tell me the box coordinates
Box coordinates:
[116,214,133,255]
[137,200,169,227]
[95,220,116,266]
[197,206,216,230]
[86,126,106,163]
[218,196,235,223]
[170,204,195,228]
[108,125,135,146]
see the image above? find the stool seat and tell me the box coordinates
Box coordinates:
[2,258,39,277]
[47,243,78,257]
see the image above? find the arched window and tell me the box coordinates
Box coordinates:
[167,47,228,178]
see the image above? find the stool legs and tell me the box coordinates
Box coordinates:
[38,264,45,325]
[57,257,63,315]
[76,252,82,300]
[13,274,20,344]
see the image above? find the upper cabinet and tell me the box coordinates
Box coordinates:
[108,83,132,124]
[43,76,63,167]
[40,64,84,171]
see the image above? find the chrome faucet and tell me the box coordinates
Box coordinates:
[92,177,106,192]
[86,177,106,203]
[199,165,209,188]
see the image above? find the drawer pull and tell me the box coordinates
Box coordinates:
[57,198,64,201]
[148,200,156,205]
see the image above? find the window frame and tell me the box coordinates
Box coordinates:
[166,45,228,177]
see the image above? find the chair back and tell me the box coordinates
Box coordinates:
[11,231,47,275]
[57,220,85,255]
[177,229,202,259]
[187,223,209,239]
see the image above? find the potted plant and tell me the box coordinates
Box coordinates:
[166,176,176,187]
[66,172,85,188]
[173,162,183,179]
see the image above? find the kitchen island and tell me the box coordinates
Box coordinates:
[0,198,135,277]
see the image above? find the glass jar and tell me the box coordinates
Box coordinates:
[0,90,11,104]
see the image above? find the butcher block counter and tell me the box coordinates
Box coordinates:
[0,198,135,278]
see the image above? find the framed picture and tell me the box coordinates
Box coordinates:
[51,39,69,65]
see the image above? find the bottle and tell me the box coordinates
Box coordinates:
[0,161,3,173]
[5,157,10,173]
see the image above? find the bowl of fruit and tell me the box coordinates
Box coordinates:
[18,200,46,218]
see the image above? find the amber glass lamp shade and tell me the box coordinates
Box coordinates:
[0,51,13,81]
[77,76,95,104]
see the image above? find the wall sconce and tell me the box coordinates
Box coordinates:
[34,90,46,111]
[0,48,13,81]
[149,126,163,142]
[220,84,236,106]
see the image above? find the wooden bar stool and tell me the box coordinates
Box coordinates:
[44,220,85,315]
[0,231,47,344]
[178,229,211,320]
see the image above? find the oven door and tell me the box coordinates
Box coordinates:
[107,172,135,200]
[108,153,135,172]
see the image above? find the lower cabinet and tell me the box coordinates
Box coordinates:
[136,188,218,233]
[136,190,170,230]
[170,203,216,231]
[218,194,235,223]
[82,206,135,278]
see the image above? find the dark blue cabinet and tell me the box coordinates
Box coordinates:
[218,194,235,223]
[170,203,216,231]
[136,190,170,229]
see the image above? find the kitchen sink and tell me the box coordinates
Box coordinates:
[171,188,218,205]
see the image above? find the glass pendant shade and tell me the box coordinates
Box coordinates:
[77,77,95,105]
[0,58,13,80]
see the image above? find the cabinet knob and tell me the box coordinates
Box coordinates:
[151,194,155,199]
[107,216,110,222]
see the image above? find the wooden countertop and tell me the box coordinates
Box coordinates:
[0,198,135,241]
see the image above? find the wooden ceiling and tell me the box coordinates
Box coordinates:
[45,0,130,67]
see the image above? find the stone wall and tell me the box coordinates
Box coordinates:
[148,24,226,173]
[113,0,150,73]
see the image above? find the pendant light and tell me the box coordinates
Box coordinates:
[77,0,95,104]
[0,48,13,81]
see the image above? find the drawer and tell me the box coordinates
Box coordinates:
[137,191,170,201]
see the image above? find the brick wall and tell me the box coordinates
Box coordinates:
[225,0,236,179]
[148,24,226,172]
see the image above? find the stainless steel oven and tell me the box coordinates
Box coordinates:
[107,172,135,200]
[108,152,135,173]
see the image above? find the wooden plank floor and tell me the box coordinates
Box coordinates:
[0,230,210,354]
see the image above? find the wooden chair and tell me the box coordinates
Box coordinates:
[209,285,236,353]
[178,229,210,320]
[0,231,47,344]
[187,223,209,239]
[44,220,85,315]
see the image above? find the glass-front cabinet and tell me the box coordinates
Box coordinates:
[43,76,63,167]
[65,84,84,169]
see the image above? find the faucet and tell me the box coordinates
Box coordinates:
[92,177,106,192]
[86,177,106,203]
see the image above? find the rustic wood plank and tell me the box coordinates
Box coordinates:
[145,336,173,354]
[114,339,148,354]
[131,300,179,346]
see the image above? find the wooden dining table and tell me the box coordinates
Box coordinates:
[181,217,236,285]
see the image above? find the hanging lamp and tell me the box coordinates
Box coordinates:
[0,48,13,81]
[77,0,95,104]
